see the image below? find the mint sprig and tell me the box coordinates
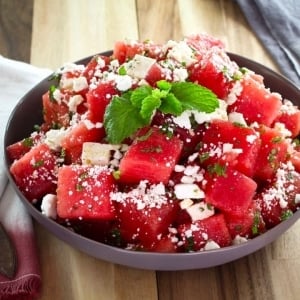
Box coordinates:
[104,80,219,144]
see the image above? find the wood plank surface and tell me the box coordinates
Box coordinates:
[1,0,300,299]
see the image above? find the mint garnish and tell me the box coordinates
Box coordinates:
[104,80,219,144]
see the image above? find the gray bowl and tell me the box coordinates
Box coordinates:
[4,52,300,270]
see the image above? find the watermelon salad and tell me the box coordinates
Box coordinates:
[7,34,300,253]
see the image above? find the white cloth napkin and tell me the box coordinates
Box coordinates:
[0,55,51,299]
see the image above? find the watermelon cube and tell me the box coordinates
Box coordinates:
[56,165,116,221]
[113,182,180,249]
[61,121,105,163]
[254,165,300,228]
[228,76,282,127]
[254,125,289,181]
[119,127,183,184]
[199,120,261,177]
[274,110,300,138]
[204,167,257,215]
[42,91,71,128]
[10,143,58,201]
[86,82,118,123]
[178,214,232,251]
[224,203,265,239]
[188,49,234,99]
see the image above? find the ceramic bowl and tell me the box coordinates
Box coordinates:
[4,52,300,270]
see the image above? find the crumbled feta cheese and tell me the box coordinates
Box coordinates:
[41,194,57,219]
[222,143,243,154]
[280,99,299,114]
[83,119,103,129]
[203,240,220,250]
[233,235,248,245]
[273,122,292,137]
[226,80,242,105]
[125,54,156,79]
[73,76,88,92]
[174,183,205,199]
[174,164,185,172]
[45,128,68,151]
[185,202,214,222]
[68,95,84,112]
[295,194,300,204]
[193,100,228,124]
[172,110,192,129]
[246,134,258,144]
[167,40,196,66]
[115,75,133,91]
[179,198,194,209]
[53,88,63,103]
[81,142,120,165]
[228,112,247,126]
[173,68,188,82]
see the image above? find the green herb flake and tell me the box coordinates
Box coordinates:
[199,152,210,163]
[140,145,162,153]
[280,210,293,221]
[49,85,57,102]
[185,236,195,252]
[113,170,121,180]
[268,148,278,168]
[251,212,261,235]
[207,163,227,177]
[233,122,246,128]
[76,183,84,192]
[33,159,44,168]
[118,65,127,75]
[22,137,34,148]
[271,136,282,144]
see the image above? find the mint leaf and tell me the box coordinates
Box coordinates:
[157,80,171,91]
[140,95,161,123]
[130,85,152,108]
[104,96,147,144]
[159,93,183,116]
[171,82,219,113]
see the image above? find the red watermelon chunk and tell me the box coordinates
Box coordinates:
[56,165,116,221]
[273,109,300,138]
[185,34,225,59]
[145,63,165,87]
[119,127,183,184]
[199,120,260,177]
[82,55,111,83]
[254,164,300,228]
[188,49,235,99]
[86,82,118,123]
[112,181,180,249]
[6,132,42,162]
[10,143,58,201]
[224,202,265,239]
[113,40,164,64]
[178,214,232,251]
[61,121,105,163]
[42,91,71,128]
[254,125,289,181]
[228,76,282,126]
[204,167,257,215]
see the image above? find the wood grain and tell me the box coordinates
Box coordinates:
[31,0,139,69]
[2,0,300,299]
[0,0,33,62]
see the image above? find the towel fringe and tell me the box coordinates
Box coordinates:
[0,274,41,300]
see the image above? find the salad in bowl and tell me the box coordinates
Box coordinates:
[5,33,300,258]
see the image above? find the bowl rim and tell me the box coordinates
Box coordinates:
[4,51,300,270]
